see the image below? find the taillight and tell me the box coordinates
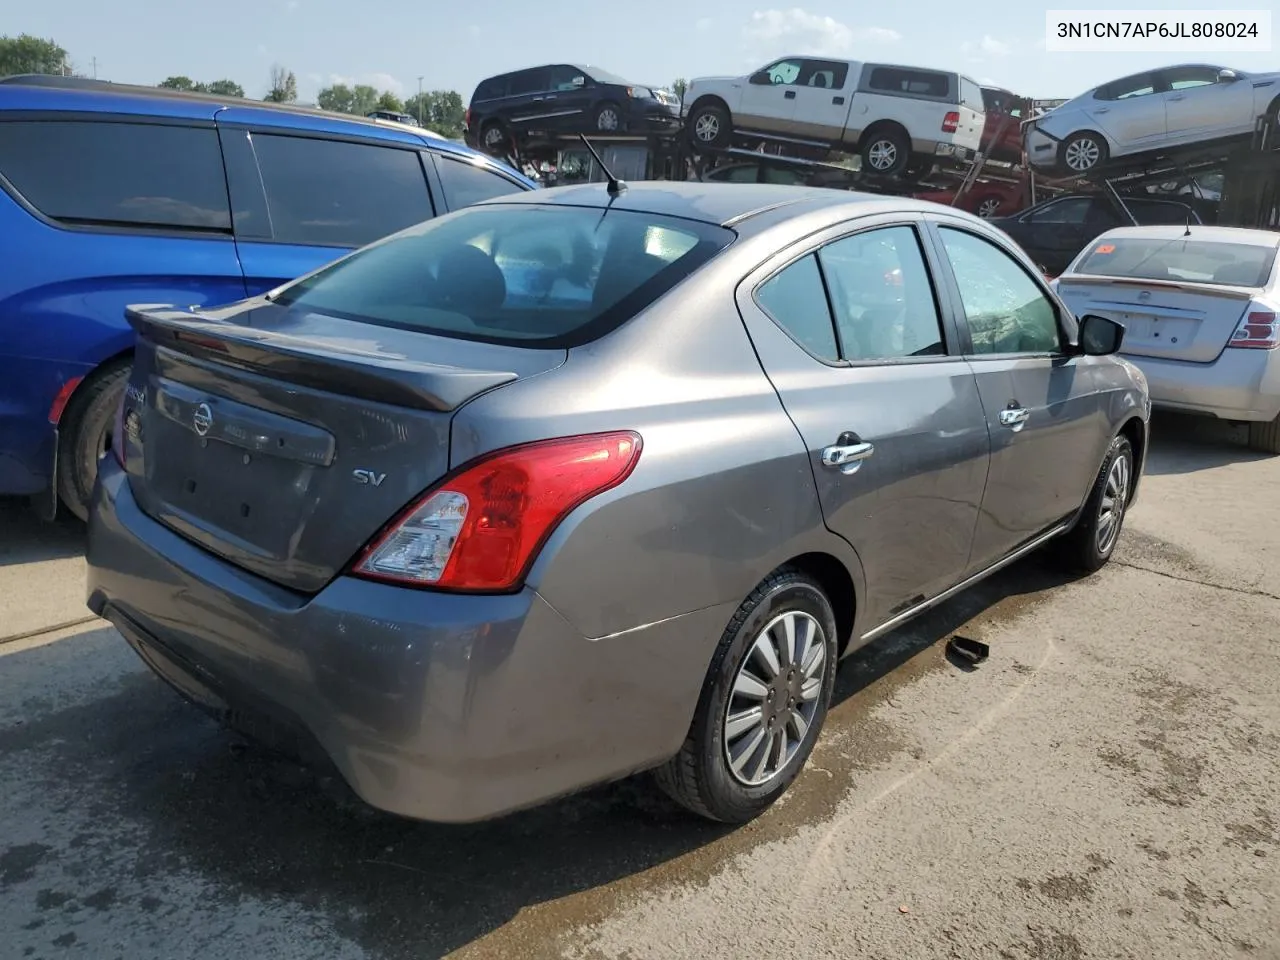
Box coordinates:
[352,431,642,592]
[1227,310,1279,350]
[48,376,84,425]
[942,111,959,133]
[464,107,471,128]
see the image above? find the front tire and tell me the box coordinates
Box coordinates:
[1059,131,1108,175]
[654,567,838,823]
[687,102,732,150]
[1056,433,1134,572]
[57,363,129,522]
[592,101,624,133]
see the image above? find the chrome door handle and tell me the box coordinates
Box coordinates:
[1095,107,1109,113]
[821,441,875,473]
[1168,95,1184,101]
[999,407,1029,427]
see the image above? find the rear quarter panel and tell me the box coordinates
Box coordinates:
[448,258,865,644]
[0,191,246,494]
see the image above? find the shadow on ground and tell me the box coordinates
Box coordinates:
[0,497,84,567]
[4,548,1082,960]
[1142,412,1270,476]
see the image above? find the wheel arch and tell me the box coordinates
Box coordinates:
[782,551,859,657]
[857,118,910,150]
[1118,414,1147,506]
[687,94,731,117]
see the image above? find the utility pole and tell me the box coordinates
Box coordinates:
[417,76,424,126]
[91,57,98,79]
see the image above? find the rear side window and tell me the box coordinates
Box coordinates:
[959,78,983,110]
[269,205,734,348]
[434,156,527,210]
[251,134,434,247]
[867,67,950,99]
[756,255,840,360]
[1074,237,1277,286]
[0,120,230,231]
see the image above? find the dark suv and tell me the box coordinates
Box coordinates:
[465,64,681,155]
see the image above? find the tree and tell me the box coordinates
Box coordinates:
[375,90,403,113]
[409,90,465,138]
[402,92,431,126]
[264,64,297,103]
[159,75,197,91]
[205,79,245,98]
[317,83,354,113]
[0,34,69,76]
[671,78,688,101]
[350,84,380,116]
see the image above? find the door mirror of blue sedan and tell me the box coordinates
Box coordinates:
[1079,313,1125,355]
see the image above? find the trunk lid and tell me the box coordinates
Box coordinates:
[123,299,566,593]
[1053,276,1255,363]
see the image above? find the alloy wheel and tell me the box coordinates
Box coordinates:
[1096,451,1131,555]
[597,108,620,131]
[694,112,720,142]
[977,198,1001,217]
[723,610,826,786]
[1064,137,1101,172]
[867,140,898,171]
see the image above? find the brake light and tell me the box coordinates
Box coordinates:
[352,431,642,592]
[942,111,959,133]
[1227,310,1279,350]
[48,376,84,425]
[464,107,471,129]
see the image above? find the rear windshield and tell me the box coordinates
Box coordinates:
[1075,237,1278,287]
[959,78,983,110]
[271,204,734,347]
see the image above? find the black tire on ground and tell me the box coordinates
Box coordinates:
[479,121,509,156]
[687,102,732,150]
[1248,416,1280,454]
[57,363,130,522]
[1055,433,1134,573]
[593,101,624,133]
[1059,130,1108,175]
[654,566,839,823]
[860,125,911,176]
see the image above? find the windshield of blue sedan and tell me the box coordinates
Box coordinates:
[1075,237,1278,288]
[271,205,735,347]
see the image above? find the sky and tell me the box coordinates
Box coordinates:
[11,0,1278,103]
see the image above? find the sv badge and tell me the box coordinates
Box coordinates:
[352,469,387,487]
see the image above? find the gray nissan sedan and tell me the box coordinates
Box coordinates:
[86,182,1150,825]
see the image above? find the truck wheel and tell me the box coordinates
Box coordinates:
[861,125,910,176]
[688,102,731,150]
[57,363,129,522]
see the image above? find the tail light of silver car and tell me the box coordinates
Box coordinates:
[351,431,642,592]
[942,111,960,133]
[1227,310,1279,350]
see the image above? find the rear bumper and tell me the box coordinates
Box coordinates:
[1127,349,1280,422]
[86,459,722,823]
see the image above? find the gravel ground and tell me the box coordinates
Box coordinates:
[1,416,1277,960]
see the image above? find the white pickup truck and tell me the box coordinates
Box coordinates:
[683,57,985,177]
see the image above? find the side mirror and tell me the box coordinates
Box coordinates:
[749,71,771,85]
[1217,68,1238,82]
[1079,313,1125,355]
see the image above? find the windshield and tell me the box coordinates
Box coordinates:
[1075,237,1278,287]
[271,204,735,347]
[584,66,636,86]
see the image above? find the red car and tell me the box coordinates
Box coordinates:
[979,87,1028,164]
[914,175,1028,219]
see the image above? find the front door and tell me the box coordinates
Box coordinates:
[1159,65,1258,142]
[738,58,803,134]
[735,217,991,627]
[927,220,1109,570]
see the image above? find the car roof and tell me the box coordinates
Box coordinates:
[480,180,958,229]
[1095,224,1280,247]
[0,73,519,172]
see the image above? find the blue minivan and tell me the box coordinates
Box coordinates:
[0,75,537,520]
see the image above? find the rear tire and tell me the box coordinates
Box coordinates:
[860,125,911,176]
[654,567,838,823]
[480,120,509,157]
[1248,415,1280,454]
[57,363,129,522]
[1055,433,1134,573]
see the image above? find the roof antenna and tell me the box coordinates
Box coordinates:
[1183,209,1192,237]
[578,133,626,196]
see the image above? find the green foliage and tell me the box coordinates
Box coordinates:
[264,65,297,103]
[403,90,466,138]
[158,76,245,98]
[671,78,688,99]
[0,34,69,76]
[375,90,403,113]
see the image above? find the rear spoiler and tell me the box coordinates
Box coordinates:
[1052,275,1257,300]
[125,305,521,412]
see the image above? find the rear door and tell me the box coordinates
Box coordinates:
[735,216,990,627]
[216,117,437,296]
[927,219,1108,569]
[787,59,856,142]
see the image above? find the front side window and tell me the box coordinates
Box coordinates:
[271,205,733,348]
[252,134,433,247]
[818,226,946,360]
[435,156,527,210]
[759,59,803,85]
[938,227,1061,355]
[0,120,230,231]
[1163,65,1220,90]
